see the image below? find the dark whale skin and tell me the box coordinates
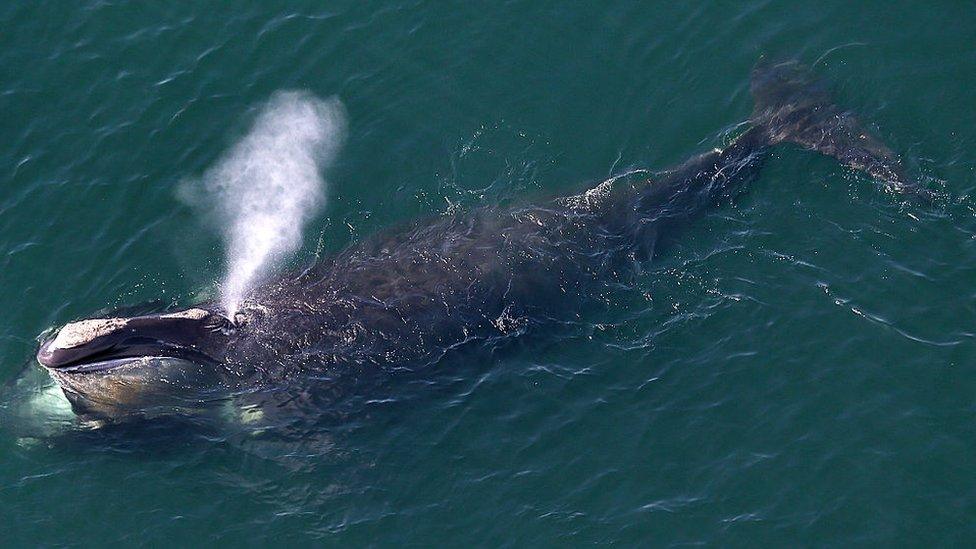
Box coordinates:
[233,135,761,385]
[39,60,931,417]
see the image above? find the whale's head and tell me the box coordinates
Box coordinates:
[36,306,243,418]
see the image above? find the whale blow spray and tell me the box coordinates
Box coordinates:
[199,91,346,317]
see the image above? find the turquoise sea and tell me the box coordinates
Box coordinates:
[2,1,976,545]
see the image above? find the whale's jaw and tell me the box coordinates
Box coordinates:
[47,356,226,418]
[36,307,235,418]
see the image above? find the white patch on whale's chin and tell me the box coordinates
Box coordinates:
[26,379,74,418]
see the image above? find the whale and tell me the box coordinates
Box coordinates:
[35,60,931,420]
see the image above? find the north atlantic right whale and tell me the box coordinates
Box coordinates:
[35,60,932,420]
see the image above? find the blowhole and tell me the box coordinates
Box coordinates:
[232,312,249,328]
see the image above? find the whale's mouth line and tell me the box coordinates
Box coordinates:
[36,307,229,375]
[54,356,181,374]
[39,338,218,374]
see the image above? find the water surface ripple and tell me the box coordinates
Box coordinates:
[2,1,975,545]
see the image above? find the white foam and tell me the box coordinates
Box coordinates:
[195,91,346,316]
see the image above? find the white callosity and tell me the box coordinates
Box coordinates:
[50,318,128,350]
[48,308,210,351]
[160,308,209,320]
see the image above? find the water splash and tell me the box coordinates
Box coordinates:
[194,91,346,316]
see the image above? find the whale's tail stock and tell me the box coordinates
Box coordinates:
[638,58,932,221]
[748,58,933,200]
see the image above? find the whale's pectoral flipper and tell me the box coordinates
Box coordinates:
[750,59,930,198]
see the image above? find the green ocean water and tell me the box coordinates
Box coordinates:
[2,1,976,545]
